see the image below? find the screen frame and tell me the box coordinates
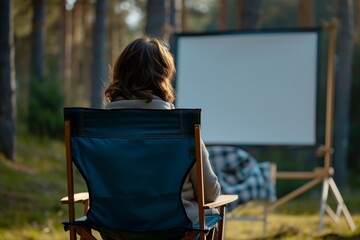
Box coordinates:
[173,28,323,147]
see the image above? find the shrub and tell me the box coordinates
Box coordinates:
[27,76,64,138]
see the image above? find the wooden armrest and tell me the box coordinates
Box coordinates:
[60,192,89,204]
[61,192,89,215]
[204,194,238,209]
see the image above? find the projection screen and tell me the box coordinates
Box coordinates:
[175,30,320,146]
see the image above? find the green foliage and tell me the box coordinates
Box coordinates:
[27,75,64,138]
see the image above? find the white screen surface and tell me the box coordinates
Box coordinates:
[175,31,319,145]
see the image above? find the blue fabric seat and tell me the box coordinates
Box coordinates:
[61,108,237,240]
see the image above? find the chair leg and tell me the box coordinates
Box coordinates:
[217,206,226,240]
[200,232,206,240]
[207,228,215,240]
[69,226,96,240]
[181,231,201,240]
[69,228,77,240]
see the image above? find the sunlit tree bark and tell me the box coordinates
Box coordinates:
[0,0,16,162]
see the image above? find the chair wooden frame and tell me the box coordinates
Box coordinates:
[61,109,237,240]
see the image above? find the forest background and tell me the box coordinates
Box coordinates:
[0,0,360,239]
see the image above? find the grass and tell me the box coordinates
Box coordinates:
[0,135,359,239]
[0,134,86,239]
[226,214,360,239]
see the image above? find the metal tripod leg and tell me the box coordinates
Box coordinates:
[319,177,330,232]
[319,177,356,232]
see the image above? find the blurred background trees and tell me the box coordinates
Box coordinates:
[333,0,355,190]
[0,0,16,162]
[0,0,359,193]
[27,0,64,137]
[91,0,108,108]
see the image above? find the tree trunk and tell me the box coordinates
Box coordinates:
[218,0,228,30]
[28,0,46,134]
[356,0,360,32]
[30,0,45,81]
[174,0,185,32]
[333,0,354,190]
[236,0,243,30]
[0,0,16,162]
[167,0,175,46]
[180,0,186,32]
[81,0,93,106]
[167,0,184,45]
[64,0,73,105]
[240,0,261,30]
[298,0,314,27]
[108,1,115,64]
[145,0,166,39]
[71,0,82,104]
[91,0,108,108]
[58,0,66,85]
[298,0,314,169]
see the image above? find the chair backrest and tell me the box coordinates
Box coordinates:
[64,107,202,232]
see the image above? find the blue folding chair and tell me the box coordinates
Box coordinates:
[61,108,237,240]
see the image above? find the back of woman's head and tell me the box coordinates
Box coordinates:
[105,37,176,103]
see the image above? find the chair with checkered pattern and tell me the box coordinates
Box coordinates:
[207,146,276,233]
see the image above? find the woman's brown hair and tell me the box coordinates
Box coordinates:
[104,37,176,103]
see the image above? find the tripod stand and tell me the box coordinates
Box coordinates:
[269,20,356,232]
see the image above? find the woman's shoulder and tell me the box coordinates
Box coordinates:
[105,96,174,110]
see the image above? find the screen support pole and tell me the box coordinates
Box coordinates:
[318,20,355,232]
[269,20,356,232]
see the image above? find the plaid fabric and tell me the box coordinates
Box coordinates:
[207,146,276,211]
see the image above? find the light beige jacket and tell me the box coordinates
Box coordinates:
[105,96,221,224]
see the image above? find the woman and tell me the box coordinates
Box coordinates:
[102,37,221,239]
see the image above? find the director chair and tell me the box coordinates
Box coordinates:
[61,107,237,240]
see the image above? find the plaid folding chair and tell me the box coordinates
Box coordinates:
[207,146,276,232]
[61,108,237,240]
